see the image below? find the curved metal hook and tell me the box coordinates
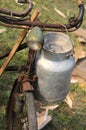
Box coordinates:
[0,0,33,17]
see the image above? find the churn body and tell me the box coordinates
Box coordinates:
[35,32,75,104]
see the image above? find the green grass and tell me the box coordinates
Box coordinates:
[0,0,86,130]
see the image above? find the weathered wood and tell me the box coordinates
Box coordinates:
[77,0,83,6]
[54,7,66,18]
[73,65,86,80]
[73,28,86,43]
[31,8,40,22]
[74,43,84,63]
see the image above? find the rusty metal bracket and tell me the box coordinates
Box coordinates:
[0,1,84,32]
[17,73,35,92]
[22,81,34,92]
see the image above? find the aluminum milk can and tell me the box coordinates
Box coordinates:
[35,32,75,104]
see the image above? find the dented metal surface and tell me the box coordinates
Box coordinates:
[35,32,75,104]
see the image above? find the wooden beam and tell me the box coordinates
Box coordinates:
[73,65,86,80]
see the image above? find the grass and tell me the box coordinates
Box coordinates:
[0,0,86,130]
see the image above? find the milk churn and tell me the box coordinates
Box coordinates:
[35,32,75,104]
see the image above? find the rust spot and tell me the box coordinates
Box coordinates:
[22,81,34,92]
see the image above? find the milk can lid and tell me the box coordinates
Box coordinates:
[43,32,73,54]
